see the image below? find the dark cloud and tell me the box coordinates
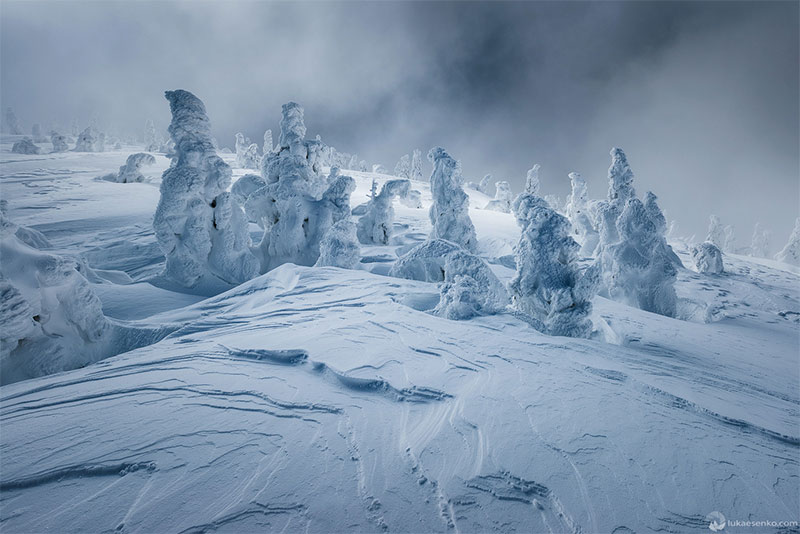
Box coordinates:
[1,1,797,245]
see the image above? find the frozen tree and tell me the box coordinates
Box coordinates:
[3,107,22,134]
[103,152,156,183]
[315,220,361,269]
[775,217,800,266]
[31,123,45,142]
[390,239,462,282]
[478,174,493,195]
[50,132,69,152]
[263,129,274,156]
[644,191,682,267]
[348,154,359,171]
[410,149,424,181]
[234,133,259,169]
[525,164,541,196]
[70,118,79,137]
[74,127,104,152]
[602,198,678,317]
[231,173,266,207]
[245,102,356,271]
[11,138,41,155]
[1,213,109,383]
[394,154,411,179]
[596,148,636,249]
[544,195,562,212]
[153,90,259,289]
[565,172,598,256]
[358,160,368,172]
[509,190,599,337]
[722,225,736,254]
[434,250,509,320]
[706,215,725,249]
[144,119,159,151]
[372,163,389,174]
[691,242,724,274]
[356,179,410,244]
[484,181,513,213]
[750,223,770,258]
[428,147,478,252]
[399,189,423,209]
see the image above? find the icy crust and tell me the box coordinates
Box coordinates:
[427,147,477,251]
[691,241,724,274]
[0,218,109,384]
[356,179,410,244]
[153,90,259,290]
[11,138,41,155]
[510,192,599,337]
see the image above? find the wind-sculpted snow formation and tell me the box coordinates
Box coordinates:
[153,90,259,290]
[315,220,361,269]
[0,213,109,384]
[484,180,513,213]
[231,173,266,207]
[775,217,800,266]
[103,152,156,183]
[356,179,410,244]
[691,241,724,274]
[74,127,105,152]
[428,147,477,252]
[565,172,598,256]
[243,102,355,272]
[509,184,599,337]
[50,132,69,153]
[11,138,41,155]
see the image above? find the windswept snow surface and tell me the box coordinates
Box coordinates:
[0,139,799,533]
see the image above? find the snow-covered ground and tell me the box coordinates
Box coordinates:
[1,137,798,533]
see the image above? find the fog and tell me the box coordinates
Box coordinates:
[1,1,797,246]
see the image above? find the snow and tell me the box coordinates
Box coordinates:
[11,137,41,155]
[692,241,725,274]
[0,135,798,533]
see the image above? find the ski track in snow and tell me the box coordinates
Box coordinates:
[0,142,798,533]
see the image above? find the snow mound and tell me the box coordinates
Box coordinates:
[11,138,41,155]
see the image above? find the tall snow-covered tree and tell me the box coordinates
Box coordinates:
[153,90,259,289]
[775,217,800,266]
[722,225,736,254]
[484,181,513,213]
[315,220,361,269]
[144,119,158,151]
[706,215,725,249]
[427,147,477,252]
[477,174,493,195]
[596,148,636,249]
[394,154,411,179]
[750,223,770,258]
[565,172,598,256]
[356,179,410,244]
[525,164,541,196]
[509,188,599,337]
[263,129,273,156]
[3,107,22,135]
[410,149,424,181]
[50,132,69,153]
[74,127,104,152]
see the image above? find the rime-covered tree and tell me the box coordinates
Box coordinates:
[775,217,800,266]
[691,242,724,274]
[153,90,259,289]
[722,225,736,254]
[3,107,21,135]
[484,181,513,213]
[410,149,424,181]
[356,179,410,244]
[315,220,361,269]
[50,132,69,153]
[103,153,156,183]
[394,154,411,179]
[596,148,636,249]
[565,172,598,256]
[74,127,104,152]
[263,129,274,156]
[478,174,493,195]
[509,189,599,337]
[525,164,541,196]
[144,119,159,151]
[706,215,725,249]
[11,138,41,155]
[750,223,770,258]
[428,147,477,252]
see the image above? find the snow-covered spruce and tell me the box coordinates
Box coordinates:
[484,181,513,213]
[595,148,636,249]
[723,225,736,254]
[644,191,683,267]
[0,213,109,384]
[144,119,159,151]
[103,152,156,183]
[478,174,493,195]
[565,172,599,256]
[603,197,678,317]
[509,190,599,337]
[153,90,259,290]
[356,179,410,244]
[706,215,725,249]
[3,107,22,134]
[394,154,410,179]
[315,220,361,269]
[263,129,273,156]
[245,102,356,271]
[427,147,478,252]
[11,137,41,155]
[372,164,389,175]
[410,149,424,181]
[50,132,69,153]
[775,217,800,266]
[525,164,541,196]
[691,241,724,274]
[433,250,509,320]
[74,127,105,152]
[234,133,260,169]
[750,223,770,258]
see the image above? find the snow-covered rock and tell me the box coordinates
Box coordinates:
[11,137,41,155]
[356,179,410,245]
[691,241,724,274]
[428,147,477,252]
[153,90,259,290]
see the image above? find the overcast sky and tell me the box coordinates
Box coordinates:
[2,1,798,247]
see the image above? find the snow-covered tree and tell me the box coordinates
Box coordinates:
[477,174,493,195]
[153,90,259,289]
[103,153,156,183]
[722,225,736,254]
[750,223,770,258]
[565,172,598,256]
[602,198,678,317]
[315,220,361,269]
[509,190,599,337]
[234,133,259,169]
[410,149,424,181]
[11,138,41,155]
[144,119,159,151]
[399,189,423,209]
[428,147,477,252]
[74,127,104,152]
[394,154,411,179]
[775,217,800,266]
[706,215,725,249]
[596,148,636,249]
[644,191,682,267]
[31,123,45,142]
[389,239,462,282]
[263,129,274,156]
[356,179,410,244]
[525,164,541,196]
[70,118,79,137]
[544,195,562,212]
[434,250,509,320]
[372,163,389,174]
[231,173,266,207]
[691,242,724,274]
[50,132,69,153]
[245,102,356,271]
[3,107,22,134]
[484,181,513,213]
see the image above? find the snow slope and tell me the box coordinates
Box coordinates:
[1,138,798,533]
